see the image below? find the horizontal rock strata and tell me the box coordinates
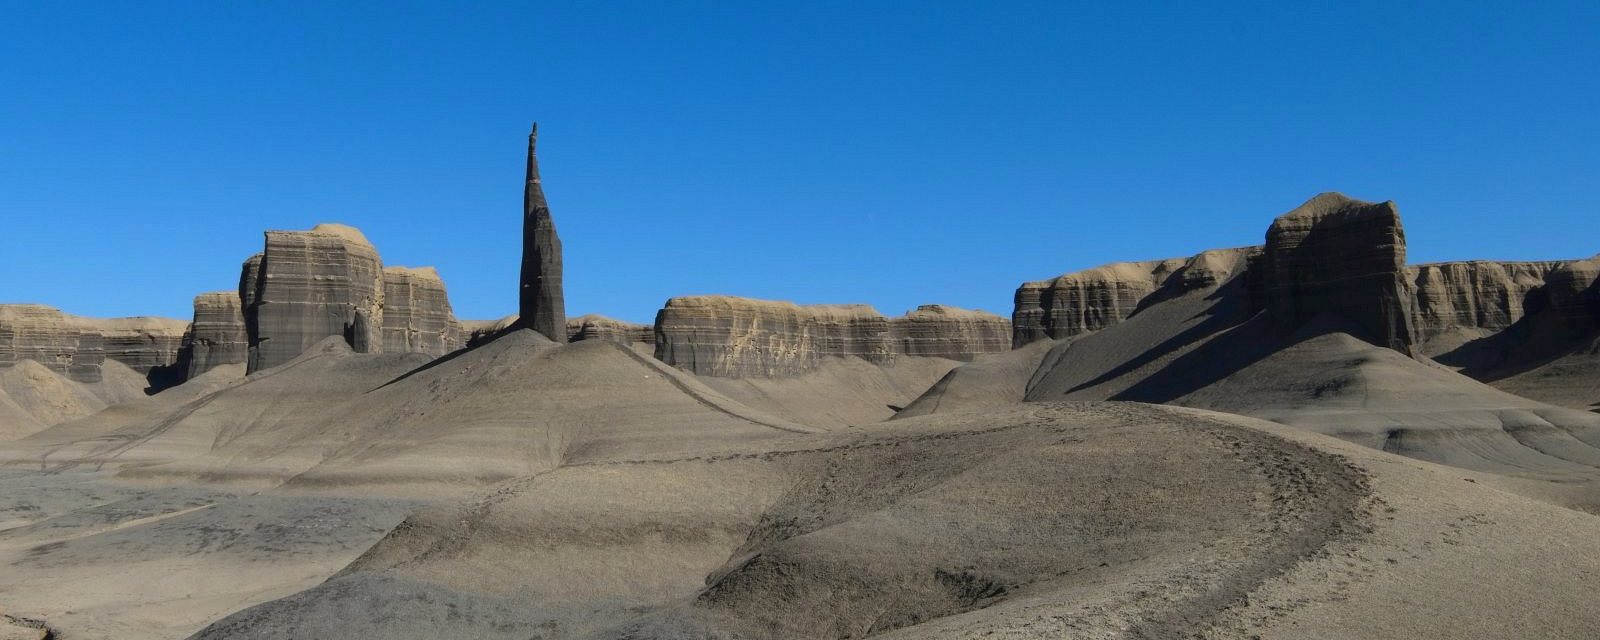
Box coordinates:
[1013,248,1255,347]
[93,317,189,374]
[0,304,107,383]
[1251,192,1417,352]
[567,315,654,345]
[244,224,385,373]
[1409,261,1564,343]
[1,304,189,383]
[182,291,248,379]
[382,266,465,357]
[655,296,1011,377]
[890,305,1010,360]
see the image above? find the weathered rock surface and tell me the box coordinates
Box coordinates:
[244,224,385,373]
[567,315,654,345]
[0,304,185,384]
[518,123,566,343]
[0,304,107,383]
[1252,192,1417,352]
[655,296,1012,377]
[654,297,890,377]
[890,305,1009,360]
[382,266,464,357]
[1546,255,1600,336]
[1012,248,1255,347]
[1410,261,1563,340]
[94,316,190,375]
[182,291,248,379]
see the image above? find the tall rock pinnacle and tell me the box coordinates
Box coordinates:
[518,122,567,342]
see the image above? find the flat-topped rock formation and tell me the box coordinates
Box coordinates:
[180,292,248,380]
[0,304,107,383]
[655,296,1011,377]
[890,305,1010,360]
[518,123,566,343]
[1410,260,1564,345]
[243,224,386,373]
[1,304,188,384]
[1252,192,1417,352]
[93,317,190,375]
[567,314,654,344]
[382,266,465,357]
[654,296,890,377]
[1012,248,1255,347]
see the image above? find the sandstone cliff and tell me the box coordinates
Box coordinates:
[1409,260,1563,349]
[0,304,189,384]
[382,266,465,357]
[244,224,385,373]
[654,296,1011,377]
[1252,193,1416,352]
[0,304,107,383]
[93,316,190,375]
[1012,248,1255,347]
[890,305,1010,360]
[182,291,248,379]
[567,315,654,345]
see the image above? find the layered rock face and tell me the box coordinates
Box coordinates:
[1,304,189,383]
[655,296,1010,377]
[93,317,189,374]
[244,224,386,373]
[1012,248,1254,347]
[0,304,107,383]
[1252,193,1417,352]
[518,123,566,343]
[1546,256,1600,336]
[567,315,654,345]
[891,305,1010,360]
[182,291,248,379]
[382,266,465,357]
[1410,261,1563,342]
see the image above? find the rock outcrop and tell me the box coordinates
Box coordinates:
[182,291,248,379]
[518,123,566,343]
[382,266,465,357]
[1251,193,1417,352]
[243,224,385,373]
[1409,260,1564,345]
[567,315,654,345]
[654,296,1011,377]
[1012,248,1254,347]
[890,305,1010,360]
[0,304,189,384]
[93,317,190,375]
[0,304,106,383]
[1546,256,1600,336]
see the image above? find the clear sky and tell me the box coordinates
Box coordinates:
[2,2,1596,324]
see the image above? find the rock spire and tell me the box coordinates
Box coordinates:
[518,122,567,342]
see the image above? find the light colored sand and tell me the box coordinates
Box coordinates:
[697,355,960,428]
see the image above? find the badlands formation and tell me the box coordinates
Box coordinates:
[2,127,1599,640]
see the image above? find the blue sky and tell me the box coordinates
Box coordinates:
[2,2,1597,324]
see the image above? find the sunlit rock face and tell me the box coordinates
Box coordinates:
[890,305,1009,361]
[382,266,465,357]
[654,296,1011,377]
[1,304,187,383]
[244,224,385,373]
[567,315,654,345]
[1409,261,1563,341]
[1012,248,1255,347]
[182,291,248,380]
